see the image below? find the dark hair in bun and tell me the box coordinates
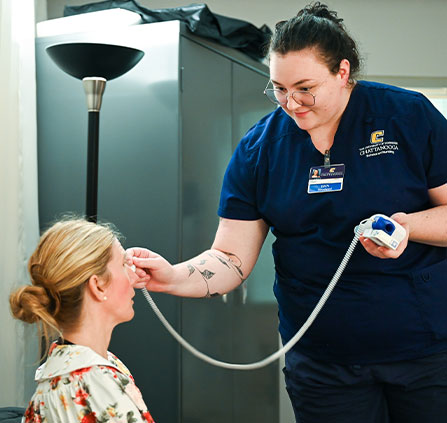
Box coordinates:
[268,2,362,82]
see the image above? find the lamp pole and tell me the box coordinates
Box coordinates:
[83,77,106,222]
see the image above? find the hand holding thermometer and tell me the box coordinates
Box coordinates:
[355,214,407,250]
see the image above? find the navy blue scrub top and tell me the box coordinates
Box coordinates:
[218,81,447,365]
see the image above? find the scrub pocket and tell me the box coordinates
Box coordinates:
[412,259,447,340]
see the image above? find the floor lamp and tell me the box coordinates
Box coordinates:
[46,42,144,222]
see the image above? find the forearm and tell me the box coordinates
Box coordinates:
[132,218,267,297]
[169,249,246,298]
[406,205,447,247]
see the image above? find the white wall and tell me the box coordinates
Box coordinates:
[45,0,447,81]
[35,0,47,22]
[1,0,41,408]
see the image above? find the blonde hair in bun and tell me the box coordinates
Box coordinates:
[9,218,119,355]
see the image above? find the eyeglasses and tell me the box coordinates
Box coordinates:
[263,80,316,107]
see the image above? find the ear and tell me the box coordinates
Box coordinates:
[86,275,107,302]
[338,59,351,86]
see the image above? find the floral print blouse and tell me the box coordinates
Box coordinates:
[23,342,155,423]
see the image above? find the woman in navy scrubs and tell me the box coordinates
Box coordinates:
[130,2,447,422]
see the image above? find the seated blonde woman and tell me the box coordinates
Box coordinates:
[9,219,153,423]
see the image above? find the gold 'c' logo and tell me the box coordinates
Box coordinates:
[370,130,384,144]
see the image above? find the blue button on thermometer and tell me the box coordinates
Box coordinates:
[358,214,406,250]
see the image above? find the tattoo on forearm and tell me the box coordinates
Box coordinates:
[187,264,195,276]
[199,268,215,298]
[208,251,244,280]
[200,269,215,279]
[186,251,244,298]
[187,262,219,298]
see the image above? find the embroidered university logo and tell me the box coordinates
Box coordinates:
[370,130,384,143]
[359,130,399,158]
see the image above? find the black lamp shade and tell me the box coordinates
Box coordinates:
[46,42,144,80]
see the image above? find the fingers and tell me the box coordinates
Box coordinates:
[132,256,163,269]
[125,252,152,289]
[126,247,161,274]
[131,263,151,288]
[126,249,173,293]
[131,256,165,290]
[126,247,156,259]
[360,238,387,258]
[359,237,404,259]
[134,281,150,289]
[129,264,151,289]
[135,267,150,278]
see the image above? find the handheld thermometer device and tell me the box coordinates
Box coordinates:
[356,214,406,250]
[141,214,406,370]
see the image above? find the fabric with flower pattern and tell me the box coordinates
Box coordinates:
[23,343,155,423]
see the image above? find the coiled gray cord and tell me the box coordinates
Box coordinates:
[141,223,366,370]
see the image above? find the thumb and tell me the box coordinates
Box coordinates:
[390,212,410,231]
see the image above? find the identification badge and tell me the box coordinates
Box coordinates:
[307,164,345,194]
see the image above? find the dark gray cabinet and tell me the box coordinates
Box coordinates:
[36,19,276,423]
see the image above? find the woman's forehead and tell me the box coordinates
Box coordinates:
[269,49,329,82]
[111,239,125,257]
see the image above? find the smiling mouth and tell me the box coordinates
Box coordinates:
[295,110,310,117]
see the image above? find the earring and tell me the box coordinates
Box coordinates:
[103,296,108,301]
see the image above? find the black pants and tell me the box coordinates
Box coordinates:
[284,350,447,423]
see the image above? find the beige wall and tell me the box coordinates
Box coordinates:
[43,0,447,81]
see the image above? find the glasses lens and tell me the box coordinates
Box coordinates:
[264,88,316,107]
[264,89,285,105]
[292,91,315,107]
